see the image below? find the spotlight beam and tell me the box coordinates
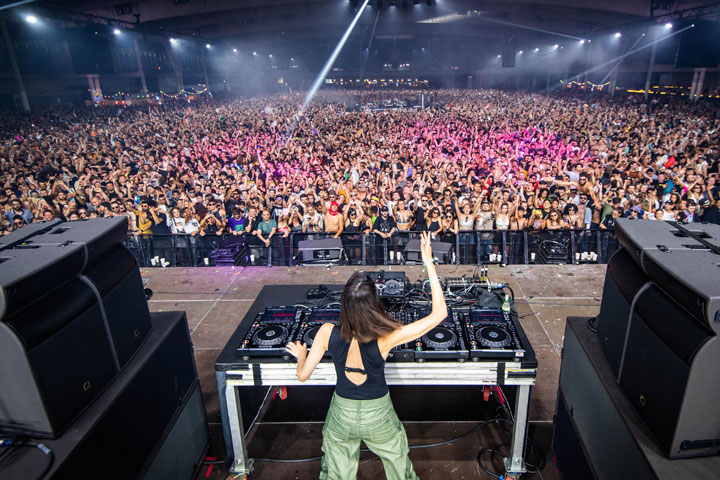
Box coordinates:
[471,14,585,41]
[551,25,693,93]
[359,8,381,103]
[299,0,369,114]
[598,33,645,85]
[0,0,36,11]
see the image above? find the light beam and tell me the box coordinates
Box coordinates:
[299,0,369,114]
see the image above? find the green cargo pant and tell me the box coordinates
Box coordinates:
[319,392,419,480]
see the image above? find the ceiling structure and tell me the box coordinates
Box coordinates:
[36,0,720,44]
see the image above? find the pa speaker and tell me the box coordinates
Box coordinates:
[0,219,62,250]
[0,219,152,438]
[614,219,720,332]
[596,248,650,377]
[596,219,720,458]
[0,312,208,480]
[298,238,344,264]
[404,239,452,264]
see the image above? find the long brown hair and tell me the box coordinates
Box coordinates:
[339,272,400,343]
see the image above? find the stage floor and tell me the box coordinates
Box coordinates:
[143,264,605,479]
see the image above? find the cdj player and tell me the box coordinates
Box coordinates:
[412,308,469,361]
[237,307,303,361]
[292,308,340,358]
[461,307,526,360]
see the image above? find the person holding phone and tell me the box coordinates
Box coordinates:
[286,232,445,479]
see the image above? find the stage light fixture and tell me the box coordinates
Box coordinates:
[665,22,672,29]
[206,43,211,49]
[113,29,121,35]
[253,51,257,55]
[579,39,585,44]
[518,50,523,54]
[497,54,501,58]
[233,48,237,52]
[554,44,558,49]
[169,38,176,44]
[269,54,273,58]
[534,47,539,52]
[614,32,621,38]
[25,15,37,24]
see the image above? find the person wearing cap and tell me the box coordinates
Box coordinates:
[372,206,396,264]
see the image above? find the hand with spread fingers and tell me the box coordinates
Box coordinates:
[285,341,307,360]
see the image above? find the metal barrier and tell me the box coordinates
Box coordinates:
[124,229,620,267]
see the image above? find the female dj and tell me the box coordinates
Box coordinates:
[285,231,446,480]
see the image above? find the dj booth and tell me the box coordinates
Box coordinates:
[215,281,538,478]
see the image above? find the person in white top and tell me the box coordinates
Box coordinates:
[660,201,676,221]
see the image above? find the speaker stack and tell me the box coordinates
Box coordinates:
[0,219,208,479]
[553,220,720,479]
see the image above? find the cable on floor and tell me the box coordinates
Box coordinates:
[0,437,54,480]
[253,417,513,463]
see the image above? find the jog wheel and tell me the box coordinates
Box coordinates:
[252,325,289,346]
[384,279,402,296]
[477,326,511,348]
[422,327,457,349]
[303,326,321,346]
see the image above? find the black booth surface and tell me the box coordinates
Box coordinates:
[553,317,720,480]
[0,312,208,480]
[215,284,537,438]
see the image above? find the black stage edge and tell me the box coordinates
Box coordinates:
[215,284,537,454]
[553,317,720,479]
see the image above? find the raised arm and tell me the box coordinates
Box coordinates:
[379,232,447,354]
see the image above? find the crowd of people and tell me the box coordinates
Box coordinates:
[1,89,719,263]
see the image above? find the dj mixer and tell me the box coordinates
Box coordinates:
[388,310,418,362]
[236,270,528,363]
[237,306,526,363]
